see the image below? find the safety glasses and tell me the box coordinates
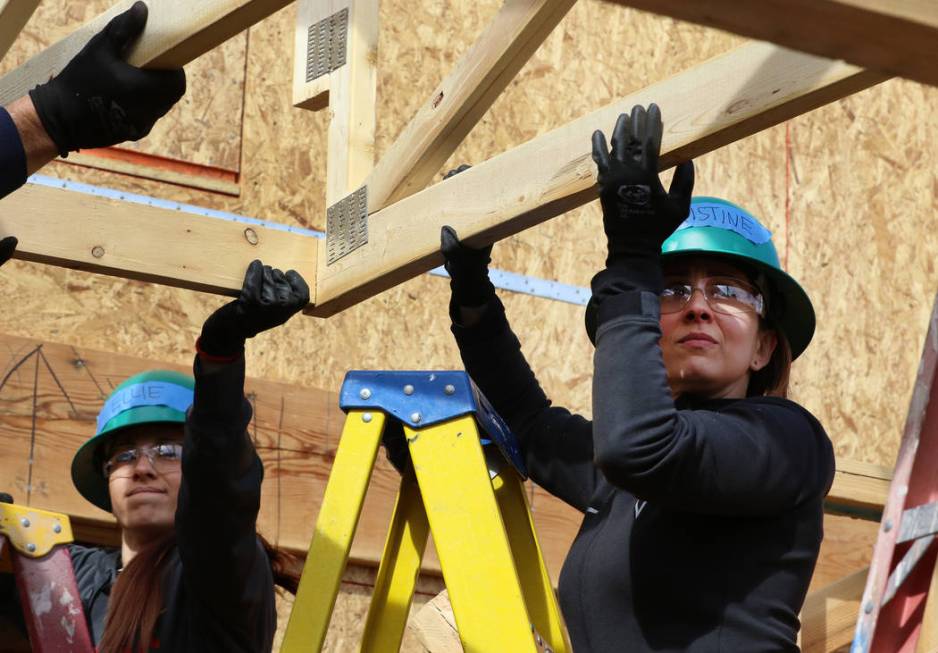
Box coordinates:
[103,442,183,478]
[660,276,765,317]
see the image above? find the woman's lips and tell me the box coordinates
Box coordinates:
[127,486,165,497]
[677,332,718,347]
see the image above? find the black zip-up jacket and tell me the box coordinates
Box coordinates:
[68,355,276,652]
[451,280,835,652]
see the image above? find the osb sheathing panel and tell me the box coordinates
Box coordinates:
[0,4,935,473]
[0,0,247,171]
[272,564,444,652]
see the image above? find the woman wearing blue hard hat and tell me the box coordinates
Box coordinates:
[441,104,833,651]
[66,260,308,652]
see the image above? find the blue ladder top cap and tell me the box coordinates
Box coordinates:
[340,370,526,478]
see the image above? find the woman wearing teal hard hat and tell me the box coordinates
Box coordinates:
[440,105,833,651]
[65,260,309,652]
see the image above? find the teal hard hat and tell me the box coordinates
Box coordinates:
[661,196,815,359]
[71,369,193,511]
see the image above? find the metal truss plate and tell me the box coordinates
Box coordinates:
[306,7,349,83]
[326,186,368,265]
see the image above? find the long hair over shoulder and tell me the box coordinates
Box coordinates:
[98,533,300,653]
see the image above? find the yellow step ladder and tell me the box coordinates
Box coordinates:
[281,371,571,653]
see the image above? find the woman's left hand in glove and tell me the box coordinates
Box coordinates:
[198,259,310,358]
[591,103,695,266]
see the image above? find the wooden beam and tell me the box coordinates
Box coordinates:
[800,567,867,652]
[362,0,577,213]
[0,182,318,298]
[321,0,378,205]
[606,0,938,88]
[827,458,893,520]
[0,0,40,63]
[292,0,334,111]
[0,0,292,107]
[311,42,885,316]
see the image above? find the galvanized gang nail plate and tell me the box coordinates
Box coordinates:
[326,185,368,264]
[306,7,349,83]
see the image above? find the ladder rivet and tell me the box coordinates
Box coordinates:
[20,517,30,528]
[411,412,422,423]
[362,413,373,423]
[53,523,62,534]
[403,384,415,395]
[359,388,372,400]
[26,543,36,553]
[884,519,893,532]
[444,384,456,395]
[864,600,874,614]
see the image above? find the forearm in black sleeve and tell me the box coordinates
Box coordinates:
[452,296,599,512]
[591,261,832,515]
[0,107,27,200]
[175,355,270,618]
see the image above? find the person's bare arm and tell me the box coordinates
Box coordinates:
[5,95,57,175]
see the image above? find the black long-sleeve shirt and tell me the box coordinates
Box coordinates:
[69,356,276,652]
[0,106,27,200]
[452,286,834,652]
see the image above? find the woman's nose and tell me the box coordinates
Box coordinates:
[682,288,712,321]
[132,453,157,476]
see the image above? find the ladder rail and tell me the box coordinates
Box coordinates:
[853,296,938,653]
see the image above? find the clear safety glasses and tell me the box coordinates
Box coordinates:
[660,277,765,317]
[103,442,183,478]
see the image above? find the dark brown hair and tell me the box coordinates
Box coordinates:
[747,323,792,398]
[98,533,300,653]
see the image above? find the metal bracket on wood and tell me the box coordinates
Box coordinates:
[326,185,368,264]
[306,7,349,83]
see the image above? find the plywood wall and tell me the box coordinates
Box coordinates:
[2,0,930,647]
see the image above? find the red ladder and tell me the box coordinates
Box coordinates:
[0,496,94,653]
[852,297,938,652]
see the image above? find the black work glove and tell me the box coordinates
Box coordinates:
[440,164,496,311]
[0,237,16,267]
[28,2,186,157]
[198,260,310,357]
[591,103,695,266]
[441,226,495,310]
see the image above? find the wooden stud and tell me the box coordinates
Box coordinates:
[0,182,318,298]
[311,41,885,316]
[0,0,293,107]
[0,0,40,63]
[292,0,344,111]
[363,0,577,213]
[322,0,378,205]
[607,0,938,88]
[800,567,868,653]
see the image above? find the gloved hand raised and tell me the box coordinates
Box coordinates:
[198,260,310,358]
[439,164,496,311]
[28,1,186,157]
[591,103,694,266]
[0,237,16,267]
[441,225,495,310]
